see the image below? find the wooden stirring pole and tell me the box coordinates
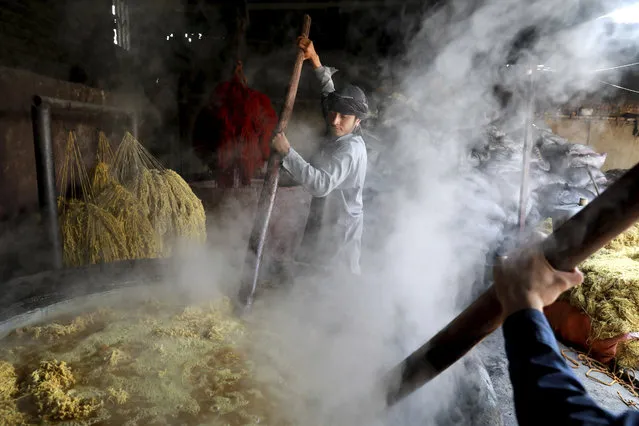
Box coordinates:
[385,160,639,406]
[237,14,312,311]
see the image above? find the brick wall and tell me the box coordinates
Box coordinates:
[546,116,639,171]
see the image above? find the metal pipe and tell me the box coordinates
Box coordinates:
[582,116,601,197]
[31,95,139,271]
[587,167,601,196]
[34,95,138,137]
[246,0,423,10]
[31,99,63,270]
[517,68,536,234]
[34,96,131,115]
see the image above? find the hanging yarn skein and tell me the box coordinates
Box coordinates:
[193,61,278,187]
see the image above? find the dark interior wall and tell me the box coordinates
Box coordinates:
[0,1,414,222]
[177,2,416,171]
[63,0,120,88]
[0,0,117,86]
[0,65,145,220]
[0,0,189,94]
[0,1,124,219]
[0,1,70,80]
[0,0,214,197]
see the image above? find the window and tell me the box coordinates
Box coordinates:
[112,0,130,50]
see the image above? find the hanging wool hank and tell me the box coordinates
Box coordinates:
[113,132,206,255]
[91,132,162,260]
[91,131,116,194]
[58,131,129,267]
[193,61,277,187]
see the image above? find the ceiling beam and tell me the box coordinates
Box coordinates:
[246,1,424,11]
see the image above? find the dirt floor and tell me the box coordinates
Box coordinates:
[478,327,634,425]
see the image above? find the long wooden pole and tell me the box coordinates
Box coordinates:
[385,160,639,406]
[237,14,312,311]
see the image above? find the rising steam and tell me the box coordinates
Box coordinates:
[168,0,635,424]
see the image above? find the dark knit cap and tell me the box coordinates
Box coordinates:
[327,84,369,119]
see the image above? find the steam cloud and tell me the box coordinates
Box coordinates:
[160,0,635,424]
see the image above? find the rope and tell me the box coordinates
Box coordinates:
[561,346,639,409]
[597,80,639,95]
[591,62,639,73]
[535,61,639,74]
[527,65,639,94]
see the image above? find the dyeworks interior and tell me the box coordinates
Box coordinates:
[1,0,639,425]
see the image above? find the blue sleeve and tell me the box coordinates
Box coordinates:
[503,309,639,426]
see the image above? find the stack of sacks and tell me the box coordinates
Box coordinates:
[468,124,609,233]
[533,126,608,217]
[468,126,545,232]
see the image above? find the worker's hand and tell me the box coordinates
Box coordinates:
[297,36,322,69]
[272,132,291,156]
[494,246,584,317]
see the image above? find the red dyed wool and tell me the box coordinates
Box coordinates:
[193,66,277,187]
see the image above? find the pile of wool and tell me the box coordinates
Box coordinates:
[0,361,26,425]
[0,298,287,425]
[27,360,101,421]
[564,222,639,368]
[604,222,639,252]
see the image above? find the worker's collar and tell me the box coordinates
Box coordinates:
[326,132,358,143]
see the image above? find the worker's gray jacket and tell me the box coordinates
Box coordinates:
[281,65,367,274]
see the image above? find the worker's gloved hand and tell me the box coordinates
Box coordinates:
[272,132,291,156]
[297,36,322,69]
[494,246,584,317]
